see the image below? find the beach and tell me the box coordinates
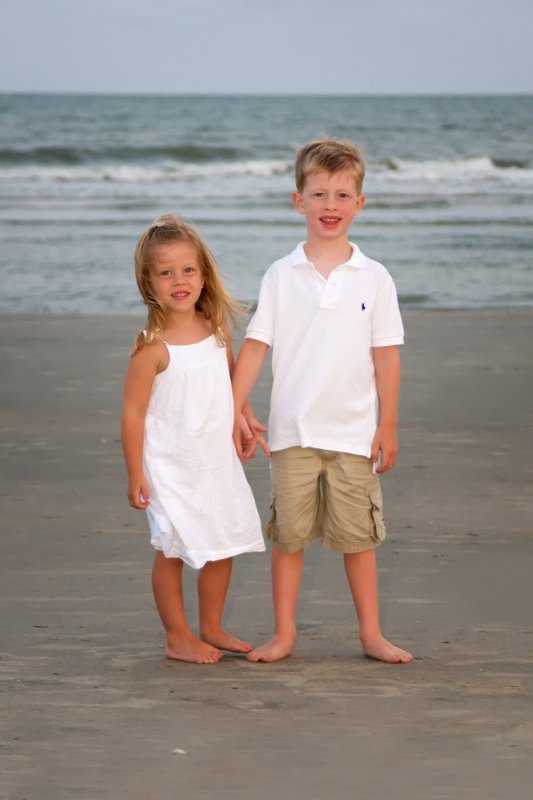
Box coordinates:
[1,308,532,799]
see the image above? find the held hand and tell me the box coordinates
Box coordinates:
[241,437,258,463]
[371,425,398,474]
[127,473,150,509]
[233,413,270,463]
[233,412,253,461]
[244,415,271,458]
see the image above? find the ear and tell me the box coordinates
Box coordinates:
[292,191,305,215]
[354,194,366,217]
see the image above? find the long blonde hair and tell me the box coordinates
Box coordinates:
[132,214,241,354]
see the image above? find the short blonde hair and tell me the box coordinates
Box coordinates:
[295,138,366,194]
[132,214,241,354]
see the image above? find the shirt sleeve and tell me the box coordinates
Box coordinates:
[371,269,404,347]
[246,272,276,347]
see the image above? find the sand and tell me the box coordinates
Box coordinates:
[1,309,532,799]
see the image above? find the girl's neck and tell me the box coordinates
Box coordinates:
[162,311,211,346]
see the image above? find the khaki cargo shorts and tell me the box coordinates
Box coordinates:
[266,447,385,554]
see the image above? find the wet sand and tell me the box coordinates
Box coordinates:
[1,309,532,799]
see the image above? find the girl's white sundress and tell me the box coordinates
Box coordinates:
[143,335,265,569]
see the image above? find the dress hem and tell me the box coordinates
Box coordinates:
[151,541,266,569]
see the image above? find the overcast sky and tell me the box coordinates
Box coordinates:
[1,0,531,94]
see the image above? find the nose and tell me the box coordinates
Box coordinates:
[324,194,336,210]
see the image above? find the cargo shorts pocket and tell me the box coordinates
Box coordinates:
[369,483,386,543]
[266,496,278,542]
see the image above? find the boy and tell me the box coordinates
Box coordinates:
[233,138,413,664]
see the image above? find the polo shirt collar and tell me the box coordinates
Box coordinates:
[288,242,367,269]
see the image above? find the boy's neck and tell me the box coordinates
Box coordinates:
[303,239,353,279]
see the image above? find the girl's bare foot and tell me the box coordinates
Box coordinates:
[200,628,253,653]
[246,633,295,663]
[361,633,413,664]
[166,633,223,664]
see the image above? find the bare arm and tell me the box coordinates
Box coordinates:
[371,345,400,473]
[225,334,268,461]
[121,344,162,508]
[231,338,270,459]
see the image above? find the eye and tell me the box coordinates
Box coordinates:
[339,193,350,199]
[159,269,172,277]
[184,266,196,274]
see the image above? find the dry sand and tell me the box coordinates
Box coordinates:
[1,309,532,799]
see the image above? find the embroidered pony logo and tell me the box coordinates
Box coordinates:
[361,303,366,311]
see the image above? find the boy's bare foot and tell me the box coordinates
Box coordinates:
[361,634,413,664]
[200,629,253,653]
[166,633,223,664]
[246,633,295,663]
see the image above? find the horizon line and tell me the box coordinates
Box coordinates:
[1,89,532,99]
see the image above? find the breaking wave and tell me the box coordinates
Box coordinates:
[1,154,530,188]
[380,155,532,180]
[0,159,292,183]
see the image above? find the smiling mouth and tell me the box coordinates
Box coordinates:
[171,291,190,300]
[320,216,341,225]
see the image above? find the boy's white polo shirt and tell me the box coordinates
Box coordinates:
[246,242,404,458]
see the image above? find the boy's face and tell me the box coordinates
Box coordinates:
[292,170,365,245]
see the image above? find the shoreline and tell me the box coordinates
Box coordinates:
[2,303,533,318]
[1,308,532,799]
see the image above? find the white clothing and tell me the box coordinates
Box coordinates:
[246,242,404,458]
[143,335,264,569]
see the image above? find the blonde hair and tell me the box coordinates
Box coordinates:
[294,138,366,194]
[132,214,241,354]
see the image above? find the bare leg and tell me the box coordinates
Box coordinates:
[247,547,303,663]
[151,551,222,663]
[198,558,252,653]
[344,549,412,663]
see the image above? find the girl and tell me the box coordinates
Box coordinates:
[121,214,266,664]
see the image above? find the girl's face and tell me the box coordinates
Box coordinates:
[149,240,204,317]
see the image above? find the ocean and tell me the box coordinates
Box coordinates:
[1,93,532,314]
